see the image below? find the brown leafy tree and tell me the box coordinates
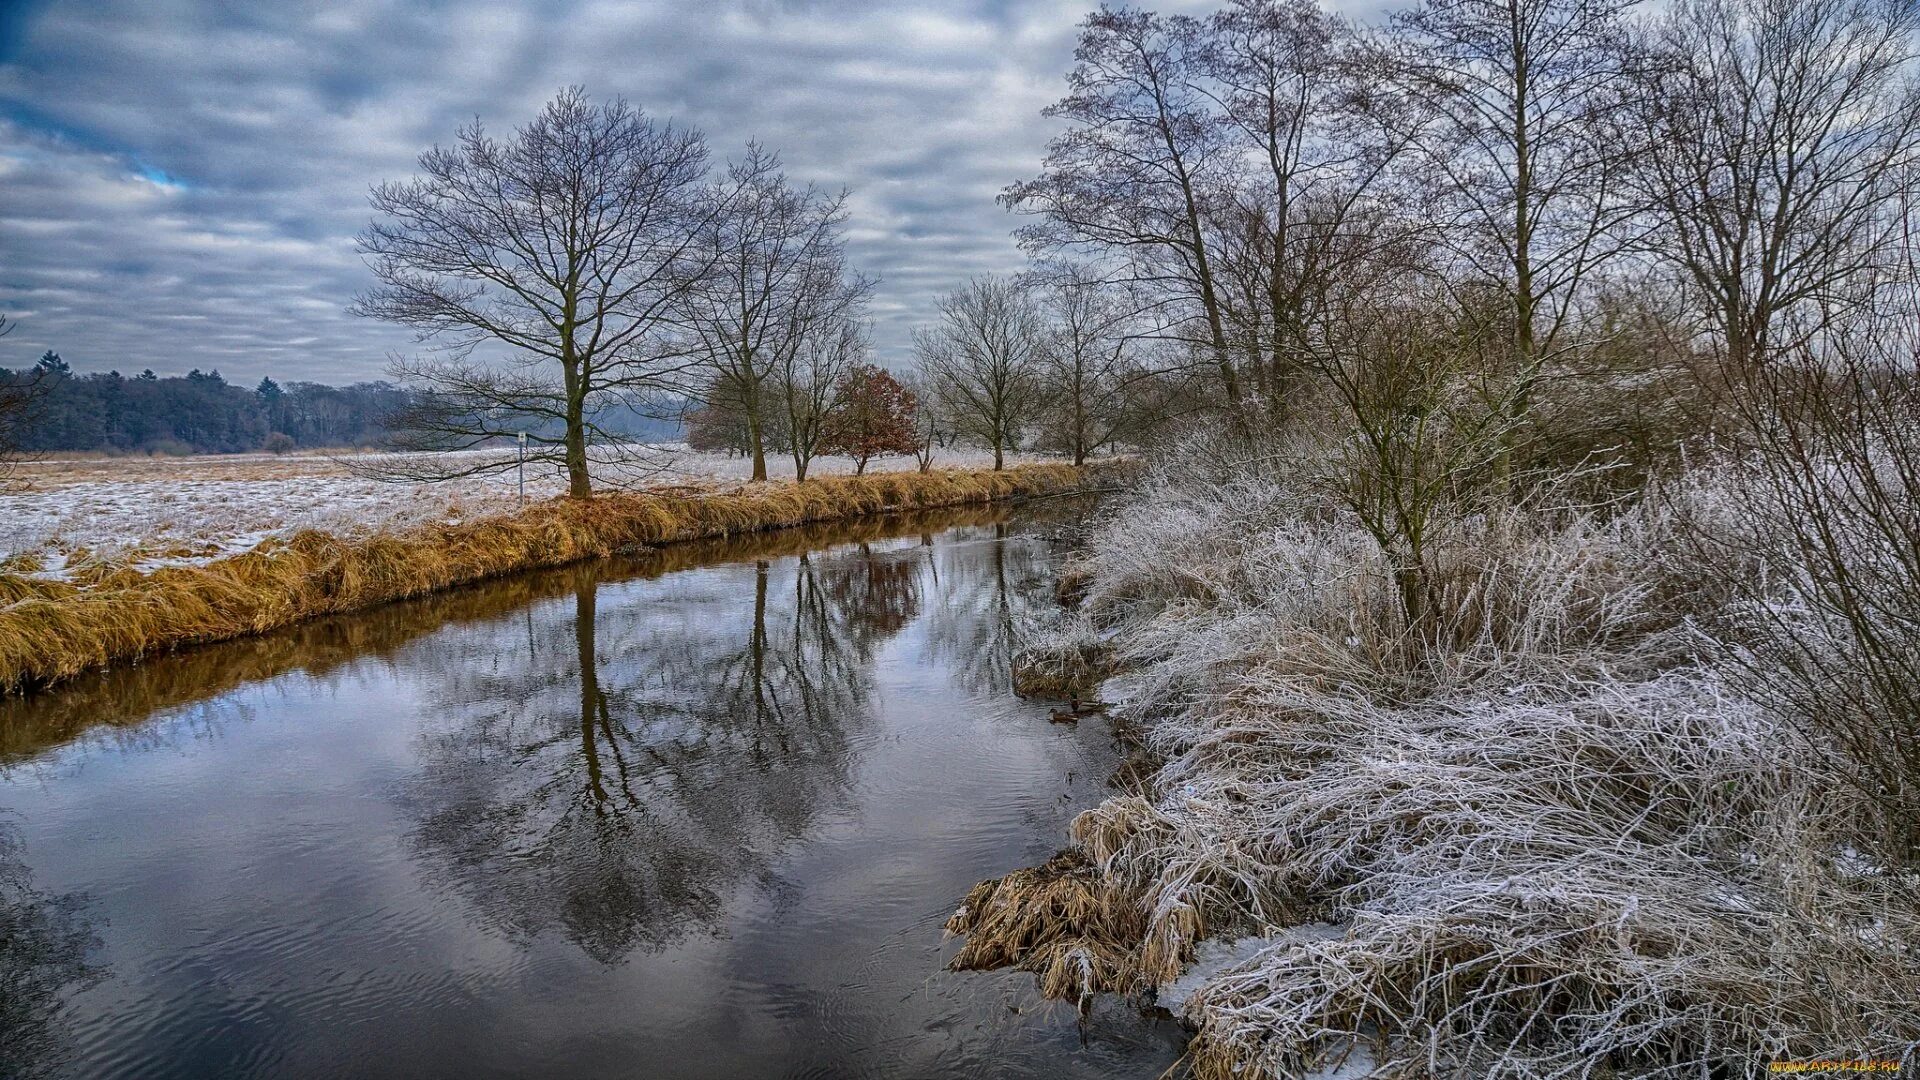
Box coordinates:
[821,363,917,475]
[355,87,718,498]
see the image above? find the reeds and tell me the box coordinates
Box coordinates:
[0,464,1089,695]
[944,850,1147,1011]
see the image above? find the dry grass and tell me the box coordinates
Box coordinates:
[0,463,1090,695]
[945,850,1148,1011]
[0,443,1072,570]
[0,502,1019,760]
[949,455,1920,1078]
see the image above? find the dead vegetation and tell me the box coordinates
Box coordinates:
[945,849,1147,1011]
[958,453,1920,1078]
[0,463,1088,695]
[0,502,1017,759]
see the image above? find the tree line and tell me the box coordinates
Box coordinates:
[0,352,412,455]
[351,86,1175,494]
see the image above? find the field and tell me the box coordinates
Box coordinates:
[0,458,1091,693]
[0,444,1038,576]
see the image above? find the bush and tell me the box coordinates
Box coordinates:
[261,432,296,455]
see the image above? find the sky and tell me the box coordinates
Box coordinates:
[0,0,1226,384]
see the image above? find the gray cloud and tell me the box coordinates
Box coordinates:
[0,0,1200,383]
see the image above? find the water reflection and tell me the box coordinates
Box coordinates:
[0,505,1002,768]
[0,820,104,1079]
[0,498,1186,1080]
[397,537,934,965]
[924,522,1055,694]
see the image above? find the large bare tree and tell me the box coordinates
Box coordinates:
[679,144,870,481]
[355,87,717,498]
[1382,0,1642,474]
[1631,0,1920,377]
[1201,0,1406,420]
[914,278,1046,471]
[1003,10,1247,418]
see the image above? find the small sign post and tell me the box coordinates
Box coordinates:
[516,431,528,505]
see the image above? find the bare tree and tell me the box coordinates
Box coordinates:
[1631,0,1920,377]
[1314,284,1507,636]
[1714,332,1920,855]
[0,316,48,484]
[898,370,944,473]
[679,144,870,481]
[1382,0,1642,477]
[1201,0,1408,421]
[1032,267,1145,465]
[914,278,1046,471]
[354,87,717,498]
[1003,10,1247,418]
[778,317,864,481]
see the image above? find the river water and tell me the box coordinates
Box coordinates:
[0,504,1184,1080]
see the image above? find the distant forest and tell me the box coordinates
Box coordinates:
[0,351,679,454]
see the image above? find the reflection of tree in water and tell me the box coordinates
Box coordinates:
[922,523,1055,694]
[0,504,1000,770]
[0,820,104,1080]
[822,542,924,654]
[401,547,919,964]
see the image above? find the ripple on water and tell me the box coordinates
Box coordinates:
[1,506,1183,1080]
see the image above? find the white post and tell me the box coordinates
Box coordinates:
[517,431,527,505]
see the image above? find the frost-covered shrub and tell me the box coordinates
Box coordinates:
[959,448,1920,1078]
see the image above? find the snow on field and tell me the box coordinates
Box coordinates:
[0,444,1040,575]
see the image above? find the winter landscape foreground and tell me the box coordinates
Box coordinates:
[974,439,1920,1076]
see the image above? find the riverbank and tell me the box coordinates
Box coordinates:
[0,502,1042,760]
[951,452,1920,1077]
[0,443,1048,573]
[0,501,1183,1079]
[0,463,1092,695]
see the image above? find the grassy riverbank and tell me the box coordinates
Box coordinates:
[0,501,1027,759]
[953,450,1920,1077]
[0,463,1088,695]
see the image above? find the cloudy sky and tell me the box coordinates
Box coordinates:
[0,0,1227,384]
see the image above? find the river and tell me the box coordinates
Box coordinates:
[0,503,1183,1080]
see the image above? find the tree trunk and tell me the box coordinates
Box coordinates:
[576,584,607,805]
[564,380,592,499]
[1393,558,1429,644]
[747,406,767,482]
[993,441,1004,470]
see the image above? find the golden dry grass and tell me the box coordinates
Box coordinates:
[944,849,1148,1011]
[0,502,1021,759]
[0,463,1089,695]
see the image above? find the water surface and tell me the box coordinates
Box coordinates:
[0,505,1183,1079]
